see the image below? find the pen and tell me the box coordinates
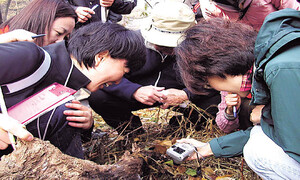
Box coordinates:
[0,87,16,150]
[233,106,237,118]
[91,4,99,11]
[31,34,46,39]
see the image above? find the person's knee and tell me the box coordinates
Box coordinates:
[243,127,300,179]
[243,140,271,179]
[243,128,269,174]
[243,140,257,170]
[88,90,114,114]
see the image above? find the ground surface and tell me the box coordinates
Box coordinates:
[87,105,260,180]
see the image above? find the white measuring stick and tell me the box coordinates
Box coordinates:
[0,87,16,150]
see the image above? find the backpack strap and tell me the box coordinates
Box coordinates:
[1,49,51,94]
[238,0,252,20]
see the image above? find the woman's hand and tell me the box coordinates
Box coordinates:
[75,7,95,23]
[160,89,188,109]
[250,105,264,125]
[0,29,36,43]
[0,114,33,149]
[225,93,241,115]
[133,86,166,106]
[176,138,213,160]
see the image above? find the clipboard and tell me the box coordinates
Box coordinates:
[7,83,77,125]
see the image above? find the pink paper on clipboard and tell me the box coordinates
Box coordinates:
[8,83,77,125]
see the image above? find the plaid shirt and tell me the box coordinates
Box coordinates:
[240,66,253,92]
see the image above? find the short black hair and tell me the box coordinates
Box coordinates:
[67,22,146,73]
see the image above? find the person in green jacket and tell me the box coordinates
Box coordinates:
[175,9,300,179]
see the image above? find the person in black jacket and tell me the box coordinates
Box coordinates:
[88,1,221,135]
[67,0,137,28]
[0,22,146,158]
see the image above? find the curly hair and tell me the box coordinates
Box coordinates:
[176,18,257,95]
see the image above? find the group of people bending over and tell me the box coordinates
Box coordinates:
[0,0,300,178]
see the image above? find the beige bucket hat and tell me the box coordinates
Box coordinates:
[141,1,196,47]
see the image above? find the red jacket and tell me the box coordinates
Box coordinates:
[200,0,300,31]
[0,26,9,34]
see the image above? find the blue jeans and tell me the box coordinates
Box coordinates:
[243,126,300,179]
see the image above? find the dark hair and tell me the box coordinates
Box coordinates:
[67,22,146,73]
[176,18,257,94]
[0,0,77,46]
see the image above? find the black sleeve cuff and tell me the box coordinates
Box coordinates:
[224,107,240,121]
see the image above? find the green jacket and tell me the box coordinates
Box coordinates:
[210,9,300,163]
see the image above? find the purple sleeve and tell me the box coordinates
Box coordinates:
[102,77,142,101]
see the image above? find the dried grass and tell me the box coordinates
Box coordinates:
[84,103,261,180]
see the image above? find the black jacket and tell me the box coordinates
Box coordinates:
[68,0,137,25]
[0,41,91,157]
[0,41,90,108]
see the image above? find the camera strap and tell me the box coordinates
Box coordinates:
[194,147,205,177]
